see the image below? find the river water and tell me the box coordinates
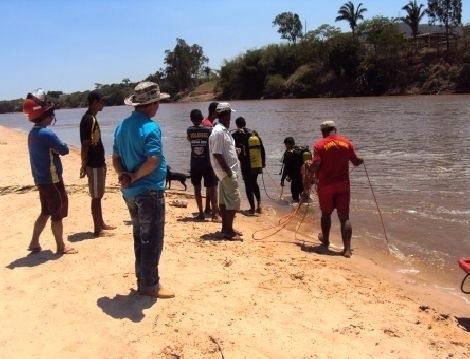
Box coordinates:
[2,95,470,301]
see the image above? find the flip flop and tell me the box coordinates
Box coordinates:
[27,246,42,253]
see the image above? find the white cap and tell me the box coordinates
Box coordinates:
[216,102,236,113]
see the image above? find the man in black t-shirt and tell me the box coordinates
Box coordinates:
[187,109,219,221]
[80,91,115,236]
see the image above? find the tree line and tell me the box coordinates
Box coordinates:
[0,37,213,114]
[0,1,467,113]
[224,0,466,99]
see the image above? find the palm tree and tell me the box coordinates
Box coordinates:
[402,0,427,48]
[335,1,368,40]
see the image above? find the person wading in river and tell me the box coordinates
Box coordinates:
[305,120,363,258]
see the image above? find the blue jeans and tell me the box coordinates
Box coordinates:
[124,190,165,292]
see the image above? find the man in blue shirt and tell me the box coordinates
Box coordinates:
[112,81,174,299]
[24,89,77,255]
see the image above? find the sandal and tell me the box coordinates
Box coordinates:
[195,214,205,221]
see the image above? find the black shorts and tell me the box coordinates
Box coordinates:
[190,167,217,187]
[37,181,68,221]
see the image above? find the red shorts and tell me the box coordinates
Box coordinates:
[317,182,350,215]
[37,181,68,221]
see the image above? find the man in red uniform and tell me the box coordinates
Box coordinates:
[308,120,363,258]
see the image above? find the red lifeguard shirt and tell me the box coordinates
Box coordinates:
[313,134,361,188]
[201,117,213,128]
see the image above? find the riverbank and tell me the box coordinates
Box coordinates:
[175,80,219,103]
[0,125,469,358]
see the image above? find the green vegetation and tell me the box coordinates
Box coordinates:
[0,38,214,113]
[1,1,468,114]
[219,1,467,99]
[402,1,427,44]
[427,0,462,51]
[272,12,303,44]
[335,1,368,40]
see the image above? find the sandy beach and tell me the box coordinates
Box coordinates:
[0,124,469,358]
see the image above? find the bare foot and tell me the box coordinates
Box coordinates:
[232,229,243,236]
[223,232,244,241]
[318,233,329,248]
[57,247,78,255]
[102,224,116,231]
[27,246,42,253]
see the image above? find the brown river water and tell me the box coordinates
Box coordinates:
[2,95,470,304]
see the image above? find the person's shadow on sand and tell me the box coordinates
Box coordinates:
[177,216,202,223]
[296,242,345,256]
[68,232,95,242]
[456,317,470,331]
[200,232,244,241]
[6,250,59,269]
[97,289,156,323]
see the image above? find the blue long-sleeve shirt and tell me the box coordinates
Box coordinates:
[28,126,69,184]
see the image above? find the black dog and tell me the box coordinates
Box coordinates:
[166,166,190,191]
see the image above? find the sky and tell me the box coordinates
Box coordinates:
[1,0,468,101]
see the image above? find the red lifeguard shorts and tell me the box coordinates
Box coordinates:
[317,182,350,215]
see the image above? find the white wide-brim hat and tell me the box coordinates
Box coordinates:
[124,81,170,106]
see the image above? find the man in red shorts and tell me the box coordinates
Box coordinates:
[308,120,363,258]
